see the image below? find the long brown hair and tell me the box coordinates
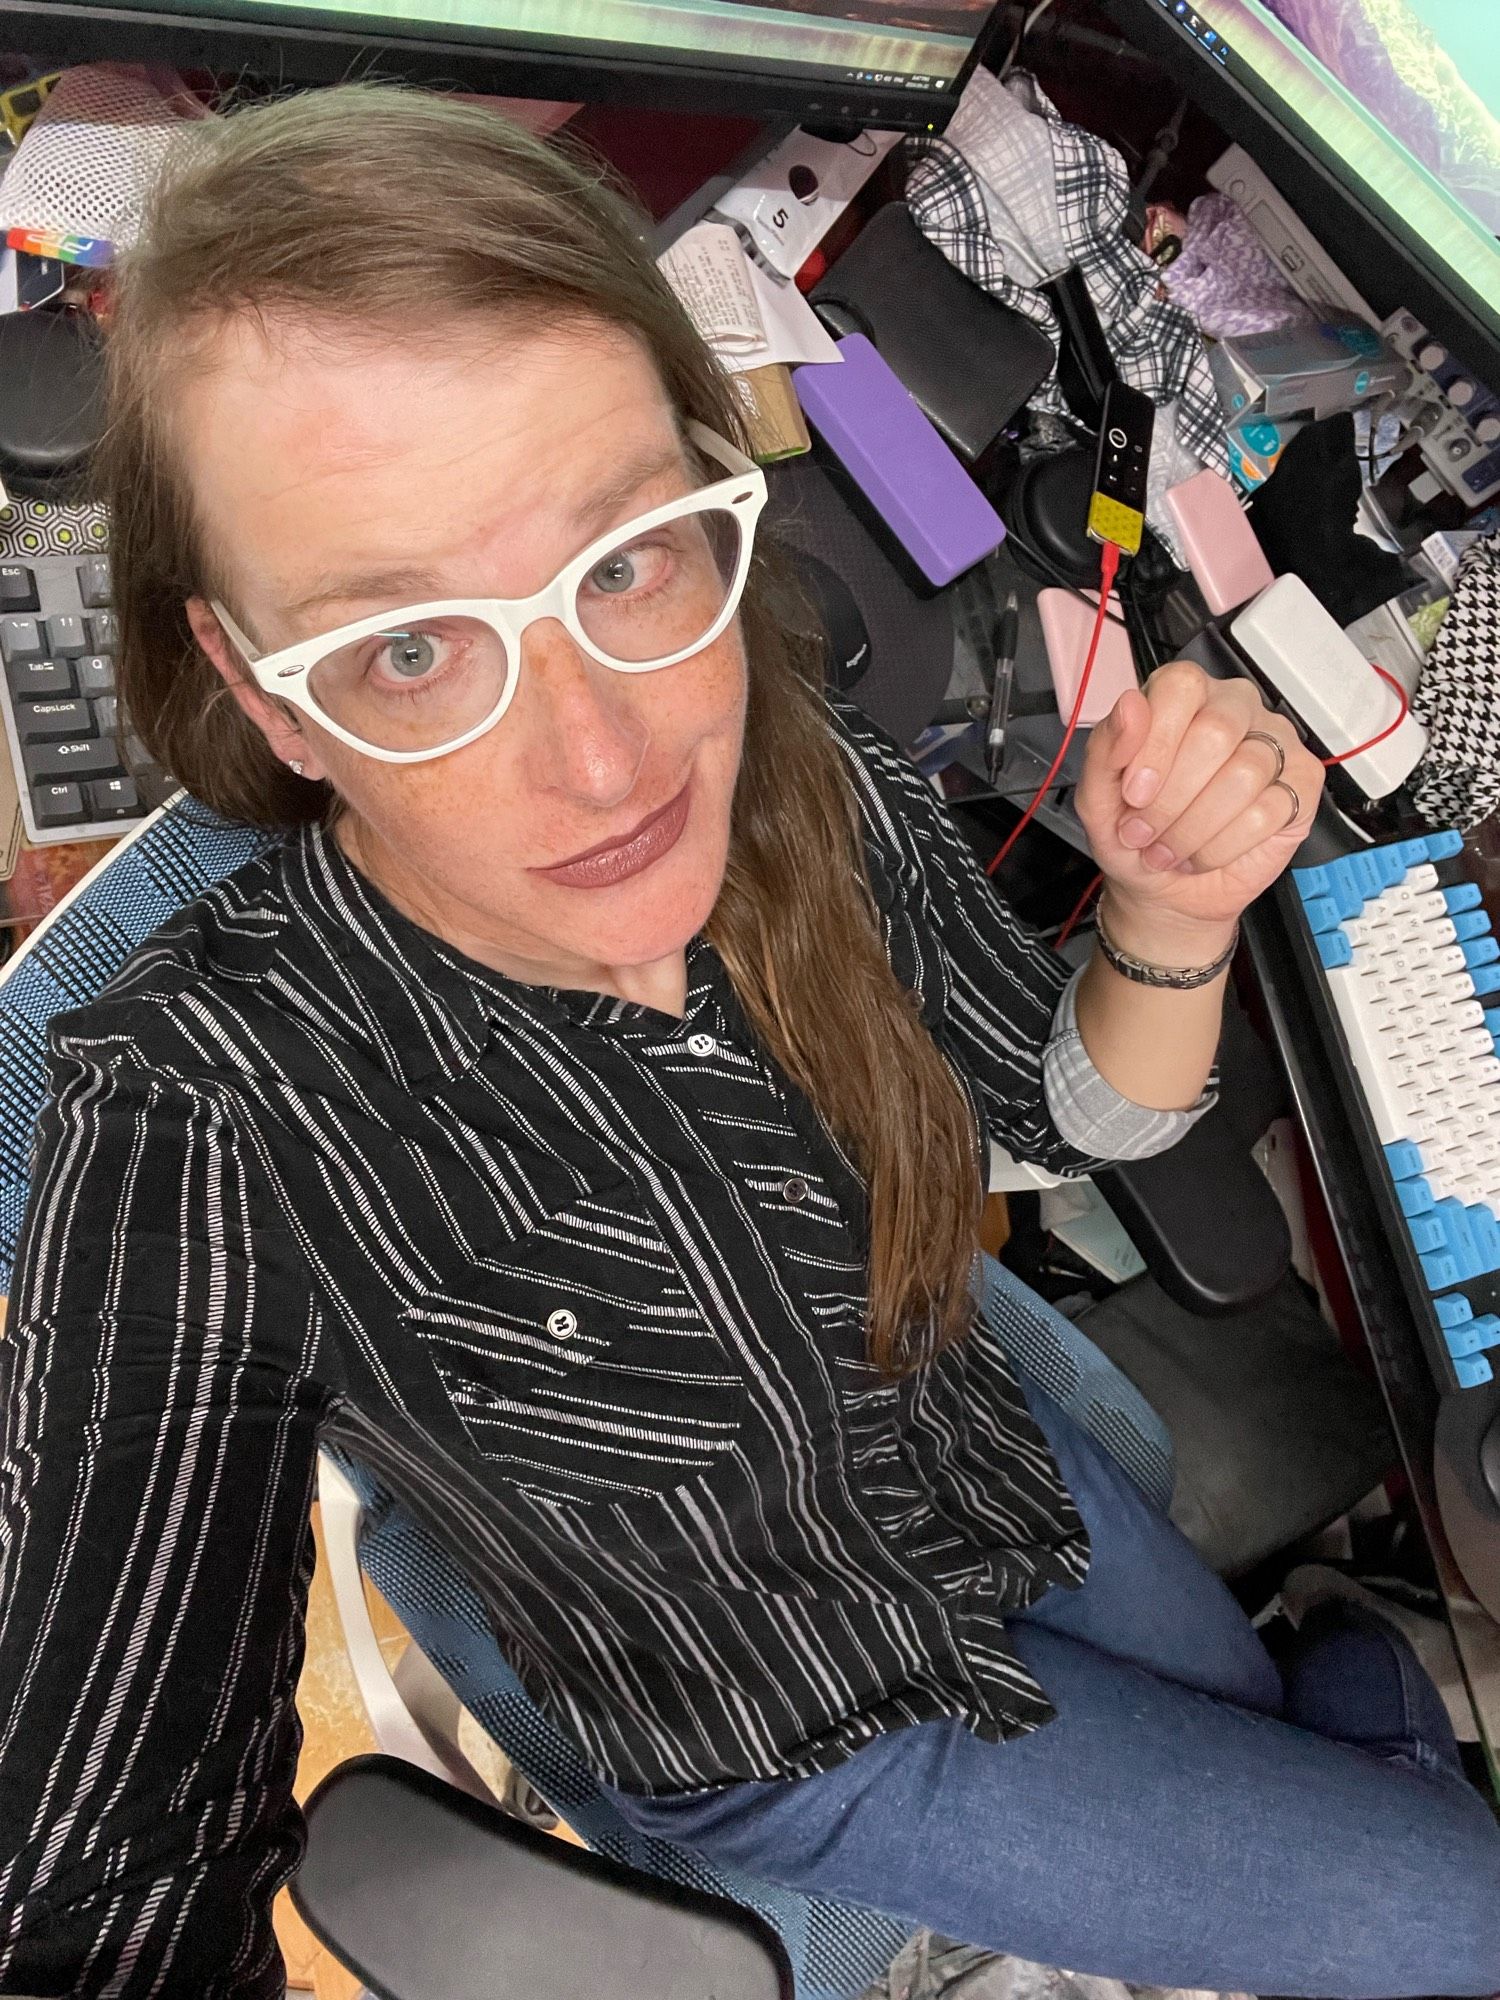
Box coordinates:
[100,84,982,1376]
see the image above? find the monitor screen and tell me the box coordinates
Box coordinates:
[42,0,1002,121]
[1141,0,1500,360]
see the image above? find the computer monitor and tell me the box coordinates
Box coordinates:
[7,0,1008,133]
[1099,0,1500,389]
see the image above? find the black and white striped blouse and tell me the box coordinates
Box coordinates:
[0,703,1181,1994]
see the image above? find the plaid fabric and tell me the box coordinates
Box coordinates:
[905,68,1228,485]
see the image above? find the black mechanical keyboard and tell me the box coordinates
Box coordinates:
[0,548,157,844]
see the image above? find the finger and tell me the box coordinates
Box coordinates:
[1184,780,1309,874]
[1116,683,1269,856]
[1134,727,1293,870]
[1098,686,1153,773]
[1119,660,1213,811]
[1076,688,1151,824]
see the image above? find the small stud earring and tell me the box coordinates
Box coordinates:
[289,760,305,777]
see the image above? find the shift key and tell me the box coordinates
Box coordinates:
[24,736,123,784]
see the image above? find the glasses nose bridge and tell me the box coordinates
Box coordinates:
[500,564,583,663]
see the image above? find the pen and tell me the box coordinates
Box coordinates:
[987,590,1019,784]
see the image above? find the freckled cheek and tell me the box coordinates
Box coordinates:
[326,741,541,872]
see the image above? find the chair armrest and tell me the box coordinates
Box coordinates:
[316,1452,493,1801]
[294,1756,794,2000]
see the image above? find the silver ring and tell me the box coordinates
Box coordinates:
[1270,777,1302,827]
[1244,728,1285,783]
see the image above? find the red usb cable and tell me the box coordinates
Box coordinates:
[987,539,1122,877]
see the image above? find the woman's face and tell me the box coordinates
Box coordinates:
[180,316,748,984]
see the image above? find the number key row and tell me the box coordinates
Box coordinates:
[2,614,117,666]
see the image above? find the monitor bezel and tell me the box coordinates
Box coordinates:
[1,0,1005,135]
[1096,0,1500,389]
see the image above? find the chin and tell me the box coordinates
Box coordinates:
[555,830,727,970]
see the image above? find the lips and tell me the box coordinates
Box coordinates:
[535,783,692,890]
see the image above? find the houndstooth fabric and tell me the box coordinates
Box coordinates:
[904,68,1228,489]
[1412,534,1500,832]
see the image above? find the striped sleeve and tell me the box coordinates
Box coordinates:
[833,702,1100,1177]
[0,1030,328,1997]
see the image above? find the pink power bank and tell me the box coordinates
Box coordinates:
[1163,469,1275,615]
[1036,590,1138,726]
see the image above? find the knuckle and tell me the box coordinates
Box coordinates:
[1149,659,1202,705]
[1196,711,1241,761]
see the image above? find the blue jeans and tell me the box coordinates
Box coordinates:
[611,1354,1500,1995]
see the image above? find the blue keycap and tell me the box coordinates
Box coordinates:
[1293,862,1334,901]
[1347,853,1386,902]
[1385,1139,1426,1182]
[1398,837,1432,867]
[1430,1199,1480,1281]
[1421,1250,1462,1290]
[1463,937,1500,969]
[1302,895,1343,935]
[1484,1010,1500,1037]
[1445,884,1484,914]
[1374,847,1407,888]
[1395,1175,1434,1216]
[1451,911,1490,942]
[1315,930,1354,970]
[1425,830,1464,861]
[1434,1293,1474,1329]
[1409,1215,1446,1254]
[1455,1354,1494,1389]
[1446,1313,1500,1358]
[1470,965,1500,994]
[1468,1204,1500,1275]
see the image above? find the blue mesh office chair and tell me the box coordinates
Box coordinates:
[0,796,1175,1999]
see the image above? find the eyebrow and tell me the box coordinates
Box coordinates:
[279,440,691,628]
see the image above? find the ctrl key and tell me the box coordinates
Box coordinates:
[31,781,85,829]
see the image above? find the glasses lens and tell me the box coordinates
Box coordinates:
[307,616,511,753]
[574,506,744,666]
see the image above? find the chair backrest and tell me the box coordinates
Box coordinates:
[0,796,913,2000]
[0,799,271,1282]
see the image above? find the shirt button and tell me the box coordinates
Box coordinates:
[781,1175,810,1205]
[686,1032,717,1057]
[546,1308,578,1341]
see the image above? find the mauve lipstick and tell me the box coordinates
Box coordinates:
[534,783,691,890]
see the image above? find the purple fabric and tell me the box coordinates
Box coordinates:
[1161,193,1312,339]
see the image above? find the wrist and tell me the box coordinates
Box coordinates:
[1095,889,1237,969]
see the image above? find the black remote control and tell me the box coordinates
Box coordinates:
[1087,380,1156,556]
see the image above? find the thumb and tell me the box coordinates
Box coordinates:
[1098,686,1151,773]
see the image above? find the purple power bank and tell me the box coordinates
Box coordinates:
[793,334,1005,587]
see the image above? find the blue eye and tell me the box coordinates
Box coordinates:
[384,631,438,678]
[591,552,638,595]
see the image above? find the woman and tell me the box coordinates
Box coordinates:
[0,87,1495,1999]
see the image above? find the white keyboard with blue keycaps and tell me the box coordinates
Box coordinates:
[1294,830,1500,1391]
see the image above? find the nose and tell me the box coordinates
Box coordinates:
[513,617,649,808]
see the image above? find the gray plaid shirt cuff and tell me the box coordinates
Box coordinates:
[1042,965,1216,1161]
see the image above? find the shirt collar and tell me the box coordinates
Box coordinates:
[280,824,722,1088]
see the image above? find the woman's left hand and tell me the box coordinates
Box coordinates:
[1075,661,1324,935]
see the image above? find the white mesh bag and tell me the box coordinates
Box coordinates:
[0,63,206,250]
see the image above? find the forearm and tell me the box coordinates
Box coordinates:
[1073,892,1234,1113]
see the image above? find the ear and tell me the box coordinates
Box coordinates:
[186,596,330,784]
